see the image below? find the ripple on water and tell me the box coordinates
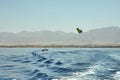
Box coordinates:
[29,72,52,80]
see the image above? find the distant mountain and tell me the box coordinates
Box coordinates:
[0,27,120,45]
[77,27,120,44]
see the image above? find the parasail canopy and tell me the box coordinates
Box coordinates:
[76,28,83,34]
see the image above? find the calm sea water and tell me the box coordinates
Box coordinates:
[0,48,120,80]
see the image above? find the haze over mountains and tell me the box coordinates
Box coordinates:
[0,27,120,45]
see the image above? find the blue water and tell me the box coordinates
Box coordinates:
[0,48,120,80]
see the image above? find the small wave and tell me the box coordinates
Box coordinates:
[0,65,15,70]
[55,61,63,65]
[36,56,47,62]
[29,72,52,80]
[30,69,40,76]
[49,66,72,73]
[44,59,54,64]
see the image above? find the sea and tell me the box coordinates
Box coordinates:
[0,48,120,80]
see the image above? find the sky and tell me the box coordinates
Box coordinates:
[0,0,120,33]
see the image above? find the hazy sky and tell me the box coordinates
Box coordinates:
[0,0,120,33]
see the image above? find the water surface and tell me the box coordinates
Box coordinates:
[0,48,120,80]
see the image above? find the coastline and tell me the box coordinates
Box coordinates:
[0,44,120,48]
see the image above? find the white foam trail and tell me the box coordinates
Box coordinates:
[52,65,98,80]
[112,71,120,80]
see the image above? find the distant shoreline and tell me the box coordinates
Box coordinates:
[0,45,120,48]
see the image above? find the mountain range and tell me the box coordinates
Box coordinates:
[0,27,120,46]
